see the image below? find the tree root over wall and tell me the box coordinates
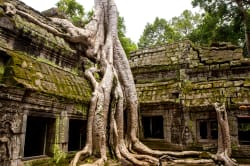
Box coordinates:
[3,1,239,165]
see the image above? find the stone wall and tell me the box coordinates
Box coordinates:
[0,1,92,165]
[130,40,250,158]
[1,0,250,164]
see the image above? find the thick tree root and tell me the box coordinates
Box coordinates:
[172,158,214,164]
[6,0,238,165]
[70,146,92,166]
[214,152,238,166]
[133,140,202,158]
[79,158,106,166]
[214,103,238,166]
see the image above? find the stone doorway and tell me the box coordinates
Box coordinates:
[68,119,86,151]
[142,116,164,139]
[197,119,218,142]
[24,116,55,157]
[238,118,250,145]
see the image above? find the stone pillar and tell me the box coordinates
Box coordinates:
[20,110,28,158]
[60,111,69,152]
[182,107,194,145]
[164,109,172,143]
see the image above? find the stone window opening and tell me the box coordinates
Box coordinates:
[238,118,250,145]
[172,92,179,99]
[24,116,55,158]
[142,116,164,139]
[68,119,86,151]
[0,51,10,82]
[197,119,218,141]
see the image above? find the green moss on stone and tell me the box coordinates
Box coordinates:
[53,117,66,164]
[13,15,74,56]
[181,80,193,94]
[24,157,71,166]
[75,103,88,115]
[3,50,92,103]
[132,65,179,74]
[187,143,203,151]
[24,158,54,166]
[199,152,212,159]
[244,80,250,87]
[0,64,3,80]
[0,7,4,17]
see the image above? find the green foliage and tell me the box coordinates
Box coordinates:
[170,10,201,38]
[187,13,219,45]
[118,16,137,56]
[191,0,248,48]
[56,0,91,26]
[188,12,244,46]
[138,17,181,48]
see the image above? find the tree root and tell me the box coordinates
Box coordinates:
[133,154,159,164]
[172,158,214,164]
[70,146,92,166]
[79,158,106,166]
[214,152,238,166]
[7,0,238,165]
[119,145,150,165]
[159,155,177,161]
[133,139,202,158]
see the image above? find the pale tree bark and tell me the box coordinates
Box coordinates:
[213,103,238,166]
[3,1,240,166]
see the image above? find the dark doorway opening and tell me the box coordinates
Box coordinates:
[142,116,164,139]
[0,51,10,82]
[199,121,208,139]
[24,116,55,157]
[197,119,218,141]
[238,118,250,145]
[210,121,218,139]
[68,119,87,151]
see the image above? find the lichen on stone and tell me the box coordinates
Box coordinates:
[3,50,92,103]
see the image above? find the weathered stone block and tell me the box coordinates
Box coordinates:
[244,80,250,87]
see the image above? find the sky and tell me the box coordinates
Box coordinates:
[20,0,199,43]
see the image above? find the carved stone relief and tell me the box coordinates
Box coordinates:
[0,105,23,166]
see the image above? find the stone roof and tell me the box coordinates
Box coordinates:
[2,49,92,103]
[0,0,86,69]
[0,0,92,103]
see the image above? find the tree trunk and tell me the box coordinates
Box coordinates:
[244,20,250,57]
[3,1,240,165]
[235,0,250,56]
[214,103,238,166]
[242,11,250,57]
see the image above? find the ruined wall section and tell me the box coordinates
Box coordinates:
[0,0,92,114]
[183,44,246,108]
[0,1,92,165]
[130,41,250,156]
[130,41,190,104]
[130,41,191,147]
[130,41,248,108]
[183,44,250,157]
[0,0,87,70]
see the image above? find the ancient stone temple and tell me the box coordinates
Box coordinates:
[130,41,250,161]
[1,0,250,165]
[0,0,92,165]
